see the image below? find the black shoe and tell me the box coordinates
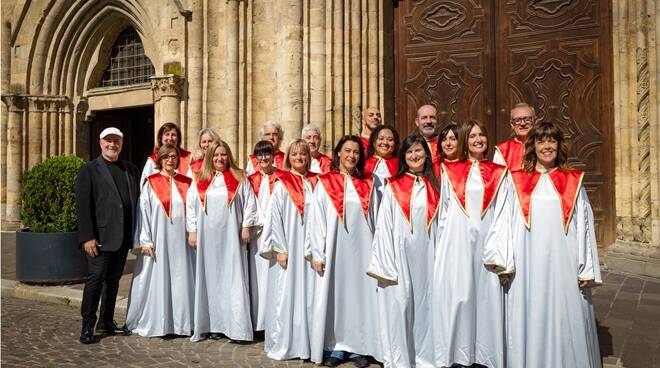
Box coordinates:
[350,355,370,368]
[208,333,223,340]
[96,320,131,336]
[79,326,97,344]
[323,357,341,367]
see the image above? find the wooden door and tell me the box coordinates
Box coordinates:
[394,0,495,140]
[394,0,614,247]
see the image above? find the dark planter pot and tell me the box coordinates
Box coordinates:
[16,230,88,284]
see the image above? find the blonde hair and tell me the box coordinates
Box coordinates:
[284,139,311,173]
[198,140,245,182]
[192,128,220,161]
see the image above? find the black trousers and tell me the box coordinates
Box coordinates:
[80,244,129,329]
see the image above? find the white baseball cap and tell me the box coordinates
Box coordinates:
[99,127,124,139]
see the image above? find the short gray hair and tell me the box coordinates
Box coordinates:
[301,123,321,138]
[259,120,284,139]
[511,102,536,118]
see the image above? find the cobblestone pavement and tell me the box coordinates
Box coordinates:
[0,297,322,368]
[3,229,660,368]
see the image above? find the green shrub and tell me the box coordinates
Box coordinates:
[20,155,85,233]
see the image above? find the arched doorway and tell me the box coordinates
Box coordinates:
[87,26,156,169]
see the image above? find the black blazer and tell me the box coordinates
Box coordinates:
[75,156,140,252]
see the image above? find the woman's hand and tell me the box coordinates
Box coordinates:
[578,280,591,288]
[187,232,197,250]
[240,228,251,245]
[143,247,156,259]
[277,253,288,269]
[313,260,325,275]
[499,273,512,286]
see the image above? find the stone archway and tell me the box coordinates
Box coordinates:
[1,0,187,225]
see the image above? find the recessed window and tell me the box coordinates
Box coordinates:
[98,27,155,87]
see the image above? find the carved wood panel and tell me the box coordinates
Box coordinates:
[394,0,494,140]
[496,0,614,248]
[394,0,614,247]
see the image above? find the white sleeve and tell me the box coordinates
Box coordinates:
[263,182,287,257]
[310,182,329,263]
[139,158,155,186]
[576,186,602,285]
[186,183,199,233]
[367,186,398,285]
[136,183,155,250]
[241,180,259,228]
[483,174,515,275]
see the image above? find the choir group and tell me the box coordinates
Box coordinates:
[123,103,602,368]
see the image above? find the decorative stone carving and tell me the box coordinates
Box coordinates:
[150,74,184,101]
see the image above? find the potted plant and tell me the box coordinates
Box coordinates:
[17,155,88,284]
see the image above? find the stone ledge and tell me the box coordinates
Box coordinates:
[606,241,660,279]
[1,279,128,312]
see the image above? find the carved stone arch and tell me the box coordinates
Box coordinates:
[31,0,159,99]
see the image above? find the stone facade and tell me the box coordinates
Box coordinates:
[0,0,658,277]
[608,0,660,277]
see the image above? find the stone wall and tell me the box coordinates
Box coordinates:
[608,0,660,277]
[0,0,392,227]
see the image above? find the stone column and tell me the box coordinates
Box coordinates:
[26,96,45,168]
[186,0,204,147]
[608,0,660,278]
[73,97,90,160]
[1,20,11,222]
[1,95,25,225]
[151,74,184,128]
[276,0,304,145]
[63,102,73,154]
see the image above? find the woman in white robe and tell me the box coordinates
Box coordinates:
[246,140,281,333]
[364,125,400,183]
[140,122,192,183]
[484,122,602,368]
[126,144,195,337]
[432,120,508,368]
[367,134,441,368]
[309,135,382,368]
[186,140,258,342]
[261,139,318,360]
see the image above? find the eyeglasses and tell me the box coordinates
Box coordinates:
[163,155,178,161]
[510,116,535,126]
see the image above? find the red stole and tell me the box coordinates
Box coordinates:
[149,149,192,175]
[147,172,192,219]
[195,169,241,209]
[248,169,284,198]
[388,173,440,230]
[249,150,286,171]
[510,168,584,232]
[359,135,370,154]
[426,137,440,164]
[313,153,333,174]
[442,160,507,217]
[364,156,399,177]
[190,158,204,175]
[495,139,525,171]
[318,171,375,221]
[274,171,318,216]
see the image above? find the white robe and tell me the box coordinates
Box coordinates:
[309,174,383,363]
[370,159,395,184]
[492,149,505,167]
[126,178,196,337]
[247,172,277,331]
[186,174,258,342]
[367,179,438,368]
[432,163,507,368]
[484,174,602,368]
[261,179,317,360]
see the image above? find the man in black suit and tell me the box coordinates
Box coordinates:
[75,127,140,344]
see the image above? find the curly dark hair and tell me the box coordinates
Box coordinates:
[366,125,400,159]
[522,121,570,172]
[331,135,366,177]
